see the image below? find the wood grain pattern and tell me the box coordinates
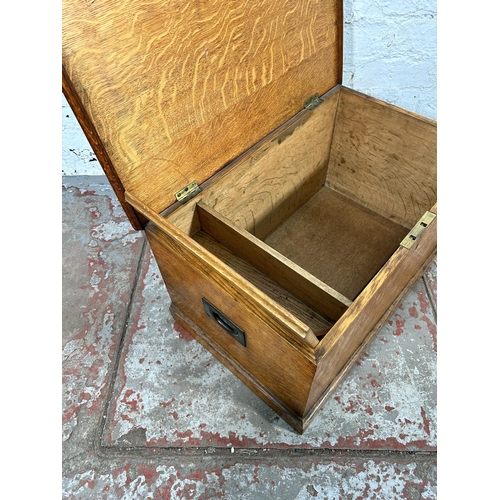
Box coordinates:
[327,88,437,228]
[166,89,340,238]
[125,191,319,351]
[264,186,408,300]
[63,0,341,215]
[196,202,351,323]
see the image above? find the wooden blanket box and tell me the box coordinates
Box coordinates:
[62,0,437,433]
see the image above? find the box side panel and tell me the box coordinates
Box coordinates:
[145,223,317,416]
[63,0,341,215]
[327,88,437,228]
[305,209,437,420]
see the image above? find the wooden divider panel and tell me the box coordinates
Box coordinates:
[196,202,351,323]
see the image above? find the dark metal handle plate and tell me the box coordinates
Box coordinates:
[202,298,246,347]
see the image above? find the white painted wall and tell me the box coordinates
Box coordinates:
[343,0,436,119]
[62,96,102,175]
[62,0,436,175]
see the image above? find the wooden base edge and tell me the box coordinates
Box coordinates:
[170,303,307,434]
[302,249,437,428]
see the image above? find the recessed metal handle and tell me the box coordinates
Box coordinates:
[202,298,246,347]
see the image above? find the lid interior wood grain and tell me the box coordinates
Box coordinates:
[63,0,342,214]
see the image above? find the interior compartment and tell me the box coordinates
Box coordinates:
[184,183,407,336]
[165,87,437,342]
[262,186,408,301]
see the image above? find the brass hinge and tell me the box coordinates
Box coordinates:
[400,211,436,249]
[304,93,323,110]
[175,181,201,204]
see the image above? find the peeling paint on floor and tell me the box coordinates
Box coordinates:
[103,247,436,451]
[62,458,436,499]
[62,177,145,447]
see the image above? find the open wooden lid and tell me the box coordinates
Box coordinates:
[63,0,342,223]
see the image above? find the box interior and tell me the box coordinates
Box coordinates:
[165,88,436,342]
[262,187,408,301]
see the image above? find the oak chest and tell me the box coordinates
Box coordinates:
[62,0,437,433]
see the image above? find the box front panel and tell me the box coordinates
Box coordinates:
[145,223,317,416]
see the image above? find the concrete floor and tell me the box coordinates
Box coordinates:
[62,176,437,499]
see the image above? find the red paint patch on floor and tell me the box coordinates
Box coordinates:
[416,285,431,316]
[335,430,433,451]
[393,316,406,336]
[83,478,95,489]
[111,464,130,479]
[174,322,195,342]
[421,406,431,436]
[137,464,160,483]
[347,402,359,413]
[422,315,437,352]
[121,390,141,412]
[177,429,194,439]
[252,466,260,484]
[153,485,173,500]
[145,429,301,450]
[62,404,80,423]
[160,397,176,408]
[73,187,98,197]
